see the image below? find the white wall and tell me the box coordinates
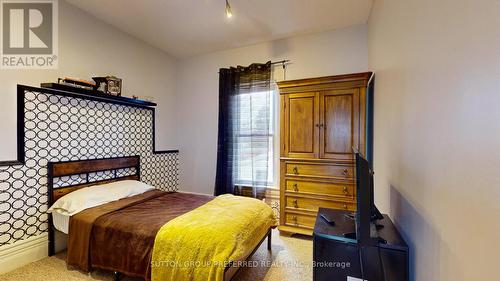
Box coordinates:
[368,0,500,280]
[176,24,369,194]
[0,0,178,161]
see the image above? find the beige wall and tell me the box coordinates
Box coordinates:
[176,24,369,194]
[0,0,178,161]
[369,0,500,280]
[4,1,498,279]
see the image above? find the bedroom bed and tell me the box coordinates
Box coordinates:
[46,156,276,281]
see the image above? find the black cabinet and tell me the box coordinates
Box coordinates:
[313,208,409,281]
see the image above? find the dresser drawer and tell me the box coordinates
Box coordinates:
[285,162,354,179]
[285,195,356,212]
[284,178,355,199]
[284,212,316,229]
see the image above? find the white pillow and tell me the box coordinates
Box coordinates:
[47,180,155,216]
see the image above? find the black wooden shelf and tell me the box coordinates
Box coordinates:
[40,83,157,107]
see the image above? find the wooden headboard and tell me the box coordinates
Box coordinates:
[47,156,141,205]
[47,156,140,256]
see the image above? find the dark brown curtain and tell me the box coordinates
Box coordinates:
[215,62,272,197]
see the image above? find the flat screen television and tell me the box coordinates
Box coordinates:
[355,152,383,246]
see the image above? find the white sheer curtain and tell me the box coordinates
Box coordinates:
[232,86,276,197]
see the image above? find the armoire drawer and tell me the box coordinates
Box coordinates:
[284,178,355,199]
[284,212,316,229]
[285,195,356,212]
[285,162,354,180]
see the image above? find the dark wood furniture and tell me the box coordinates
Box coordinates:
[313,208,409,281]
[278,72,373,236]
[47,156,273,281]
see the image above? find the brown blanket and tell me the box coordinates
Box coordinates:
[67,190,213,279]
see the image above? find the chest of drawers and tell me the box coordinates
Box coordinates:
[277,73,372,236]
[279,159,357,235]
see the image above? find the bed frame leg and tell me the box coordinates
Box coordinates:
[48,219,55,256]
[113,271,121,281]
[267,230,272,251]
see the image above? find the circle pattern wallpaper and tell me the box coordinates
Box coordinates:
[0,88,179,246]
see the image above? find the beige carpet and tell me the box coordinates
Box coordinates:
[0,229,312,281]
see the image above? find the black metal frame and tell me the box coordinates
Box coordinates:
[47,155,274,281]
[47,156,141,256]
[222,228,274,281]
[0,85,178,167]
[366,74,375,169]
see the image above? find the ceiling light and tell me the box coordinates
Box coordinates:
[225,0,233,18]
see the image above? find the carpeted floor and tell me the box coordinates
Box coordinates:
[0,229,312,281]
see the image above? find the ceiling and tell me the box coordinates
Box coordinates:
[65,0,373,58]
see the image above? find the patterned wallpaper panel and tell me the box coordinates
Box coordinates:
[0,88,179,246]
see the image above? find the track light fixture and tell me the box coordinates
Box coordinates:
[225,0,233,18]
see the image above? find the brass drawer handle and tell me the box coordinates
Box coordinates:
[292,199,298,208]
[291,215,298,226]
[342,169,349,177]
[293,166,299,175]
[343,186,349,195]
[343,204,348,210]
[293,183,299,192]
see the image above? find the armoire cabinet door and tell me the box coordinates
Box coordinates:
[319,88,360,160]
[283,92,319,158]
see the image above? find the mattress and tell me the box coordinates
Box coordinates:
[52,212,70,234]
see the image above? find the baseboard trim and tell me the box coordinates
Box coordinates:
[0,233,48,274]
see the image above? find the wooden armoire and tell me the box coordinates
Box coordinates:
[277,72,373,236]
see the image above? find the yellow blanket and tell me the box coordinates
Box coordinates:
[151,194,277,281]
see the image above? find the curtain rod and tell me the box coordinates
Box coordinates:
[270,60,290,65]
[271,60,290,80]
[217,60,291,74]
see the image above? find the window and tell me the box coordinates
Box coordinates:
[233,88,276,188]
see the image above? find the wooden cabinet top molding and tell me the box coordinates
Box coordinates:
[277,72,372,94]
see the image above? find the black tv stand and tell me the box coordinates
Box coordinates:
[343,232,357,239]
[313,208,409,281]
[343,232,388,245]
[344,212,385,228]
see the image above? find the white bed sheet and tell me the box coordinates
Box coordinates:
[52,212,70,234]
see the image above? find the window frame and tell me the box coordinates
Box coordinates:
[233,86,278,189]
